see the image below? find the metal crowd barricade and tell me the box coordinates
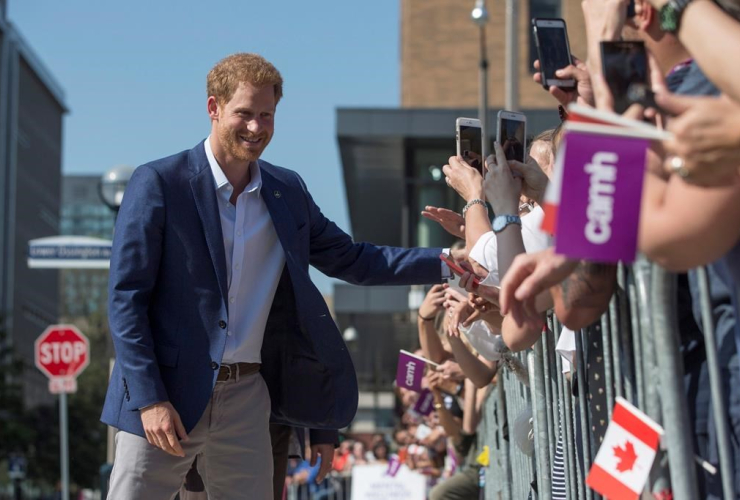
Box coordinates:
[478,261,736,500]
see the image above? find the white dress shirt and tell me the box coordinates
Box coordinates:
[205,137,286,364]
[468,206,552,286]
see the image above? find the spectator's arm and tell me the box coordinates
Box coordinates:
[448,335,497,388]
[672,0,740,102]
[418,285,451,364]
[639,153,740,270]
[431,389,462,444]
[462,379,483,434]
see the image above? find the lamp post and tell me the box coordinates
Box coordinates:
[98,165,134,494]
[471,0,490,161]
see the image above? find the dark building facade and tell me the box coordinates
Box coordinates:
[60,175,115,319]
[0,19,66,408]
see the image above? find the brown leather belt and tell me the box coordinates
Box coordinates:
[216,362,261,382]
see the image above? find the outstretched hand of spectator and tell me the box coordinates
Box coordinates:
[500,248,578,327]
[422,206,465,238]
[656,92,740,187]
[533,56,594,107]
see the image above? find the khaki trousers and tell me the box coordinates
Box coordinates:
[107,372,273,500]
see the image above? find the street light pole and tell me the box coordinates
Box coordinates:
[471,0,490,161]
[98,165,135,490]
[505,0,520,111]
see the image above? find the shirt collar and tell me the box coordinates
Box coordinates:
[204,136,262,196]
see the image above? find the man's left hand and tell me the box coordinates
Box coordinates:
[310,444,334,483]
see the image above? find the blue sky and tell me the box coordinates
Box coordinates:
[9,1,401,293]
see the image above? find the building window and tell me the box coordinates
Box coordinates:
[529,0,562,72]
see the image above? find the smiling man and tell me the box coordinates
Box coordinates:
[101,53,451,500]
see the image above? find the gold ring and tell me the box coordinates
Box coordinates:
[669,156,690,179]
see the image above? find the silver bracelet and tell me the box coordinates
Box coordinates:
[462,198,488,219]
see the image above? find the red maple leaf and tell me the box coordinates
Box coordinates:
[613,440,638,472]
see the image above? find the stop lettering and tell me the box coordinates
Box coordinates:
[34,325,90,379]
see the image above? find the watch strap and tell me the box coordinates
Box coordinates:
[493,214,522,233]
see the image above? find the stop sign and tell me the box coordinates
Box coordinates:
[34,325,90,379]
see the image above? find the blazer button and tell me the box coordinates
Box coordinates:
[218,320,227,329]
[211,361,219,370]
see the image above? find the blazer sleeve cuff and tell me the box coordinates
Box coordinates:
[309,429,340,447]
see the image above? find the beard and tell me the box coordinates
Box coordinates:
[217,123,271,162]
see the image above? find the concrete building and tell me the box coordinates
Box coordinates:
[335,0,584,431]
[0,16,66,408]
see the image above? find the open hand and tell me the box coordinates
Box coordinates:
[657,92,740,187]
[422,206,465,238]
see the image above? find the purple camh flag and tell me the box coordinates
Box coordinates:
[555,131,648,263]
[396,351,425,393]
[386,455,402,477]
[413,389,435,416]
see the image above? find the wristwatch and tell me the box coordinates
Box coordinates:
[659,0,692,33]
[492,214,522,233]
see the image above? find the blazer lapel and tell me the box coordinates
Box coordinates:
[259,163,299,260]
[189,155,229,309]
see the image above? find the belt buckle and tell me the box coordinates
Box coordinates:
[222,364,232,381]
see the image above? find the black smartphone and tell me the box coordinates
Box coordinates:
[532,18,575,90]
[496,111,527,163]
[600,41,648,114]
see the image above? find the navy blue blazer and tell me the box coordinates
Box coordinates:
[101,140,443,439]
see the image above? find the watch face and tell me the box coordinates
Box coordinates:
[493,217,505,232]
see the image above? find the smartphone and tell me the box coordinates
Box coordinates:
[455,117,483,174]
[532,18,575,90]
[600,41,648,114]
[439,253,481,287]
[496,111,527,163]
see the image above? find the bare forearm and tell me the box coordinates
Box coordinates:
[434,395,462,442]
[639,172,740,270]
[462,379,482,433]
[418,318,449,364]
[496,226,526,281]
[679,0,740,102]
[449,336,497,388]
[551,261,616,330]
[465,205,492,252]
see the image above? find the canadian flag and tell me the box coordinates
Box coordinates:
[586,397,663,500]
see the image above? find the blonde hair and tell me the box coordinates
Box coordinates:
[207,53,283,105]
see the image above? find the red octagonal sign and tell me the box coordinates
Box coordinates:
[34,324,90,379]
